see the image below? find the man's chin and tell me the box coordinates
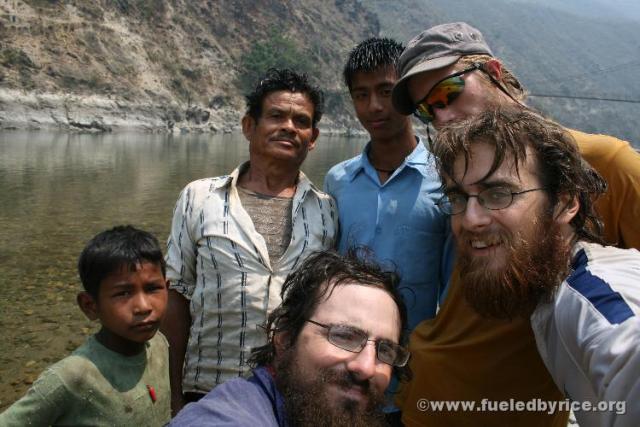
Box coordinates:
[457,219,568,319]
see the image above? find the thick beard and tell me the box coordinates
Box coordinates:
[458,213,570,319]
[274,347,387,427]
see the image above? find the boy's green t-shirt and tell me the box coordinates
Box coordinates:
[0,332,170,426]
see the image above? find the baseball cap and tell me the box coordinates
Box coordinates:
[392,22,493,115]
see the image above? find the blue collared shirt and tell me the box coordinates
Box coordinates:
[324,139,453,328]
[170,366,287,427]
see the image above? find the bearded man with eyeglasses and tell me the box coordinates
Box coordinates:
[389,22,640,427]
[170,250,411,426]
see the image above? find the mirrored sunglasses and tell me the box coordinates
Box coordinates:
[413,63,483,124]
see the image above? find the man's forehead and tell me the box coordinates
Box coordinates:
[352,65,397,88]
[314,282,400,329]
[264,90,311,105]
[450,142,530,187]
[261,90,314,116]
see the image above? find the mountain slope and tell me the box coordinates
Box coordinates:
[0,0,378,131]
[366,0,640,143]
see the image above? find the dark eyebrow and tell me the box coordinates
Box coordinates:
[110,282,133,290]
[473,179,520,189]
[445,179,520,193]
[266,106,285,114]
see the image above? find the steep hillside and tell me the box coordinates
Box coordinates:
[366,0,640,144]
[0,0,378,132]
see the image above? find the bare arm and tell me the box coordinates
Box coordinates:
[160,289,191,417]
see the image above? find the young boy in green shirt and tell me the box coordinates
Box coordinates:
[0,225,171,426]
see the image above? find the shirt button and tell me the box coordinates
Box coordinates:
[375,226,382,234]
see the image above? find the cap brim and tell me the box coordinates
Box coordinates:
[392,55,462,115]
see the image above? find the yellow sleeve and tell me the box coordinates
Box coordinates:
[570,129,640,249]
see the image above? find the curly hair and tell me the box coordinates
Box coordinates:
[249,248,412,382]
[245,68,324,128]
[434,107,606,244]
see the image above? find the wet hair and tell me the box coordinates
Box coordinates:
[249,249,411,382]
[456,54,527,102]
[245,68,324,128]
[78,225,166,299]
[343,37,405,91]
[434,107,606,244]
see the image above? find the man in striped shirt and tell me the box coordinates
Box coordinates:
[162,68,338,416]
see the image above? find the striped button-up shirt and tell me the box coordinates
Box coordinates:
[166,162,337,393]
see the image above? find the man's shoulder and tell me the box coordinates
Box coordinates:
[182,175,230,193]
[567,128,635,160]
[175,175,233,213]
[325,154,364,182]
[555,243,640,329]
[170,372,280,426]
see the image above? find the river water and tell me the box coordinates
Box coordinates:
[0,131,367,408]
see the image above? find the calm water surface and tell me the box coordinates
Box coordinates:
[0,131,367,408]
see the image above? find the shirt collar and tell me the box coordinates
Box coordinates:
[211,161,321,200]
[253,366,288,427]
[343,136,434,182]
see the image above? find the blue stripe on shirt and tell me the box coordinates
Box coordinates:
[567,249,635,324]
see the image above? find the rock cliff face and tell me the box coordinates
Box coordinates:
[0,0,378,132]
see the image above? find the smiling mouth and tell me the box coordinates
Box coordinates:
[470,237,503,251]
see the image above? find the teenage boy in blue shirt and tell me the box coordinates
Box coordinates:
[325,37,451,332]
[324,38,452,422]
[0,225,171,426]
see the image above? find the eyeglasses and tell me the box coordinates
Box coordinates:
[413,63,483,124]
[436,186,546,215]
[306,319,410,367]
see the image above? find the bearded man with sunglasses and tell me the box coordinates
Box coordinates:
[169,250,411,426]
[389,23,640,426]
[393,22,640,250]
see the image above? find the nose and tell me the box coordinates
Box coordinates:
[346,341,378,381]
[460,197,492,231]
[279,116,296,133]
[368,93,384,113]
[432,107,457,129]
[132,293,152,316]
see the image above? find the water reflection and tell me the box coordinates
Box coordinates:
[0,131,367,407]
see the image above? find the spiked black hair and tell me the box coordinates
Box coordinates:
[343,37,405,91]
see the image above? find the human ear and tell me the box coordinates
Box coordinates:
[273,331,291,356]
[308,127,319,152]
[241,115,255,140]
[554,193,580,224]
[77,292,99,321]
[483,59,503,81]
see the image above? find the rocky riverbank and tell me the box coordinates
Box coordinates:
[0,88,365,135]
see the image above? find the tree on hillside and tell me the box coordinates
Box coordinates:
[237,31,312,93]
